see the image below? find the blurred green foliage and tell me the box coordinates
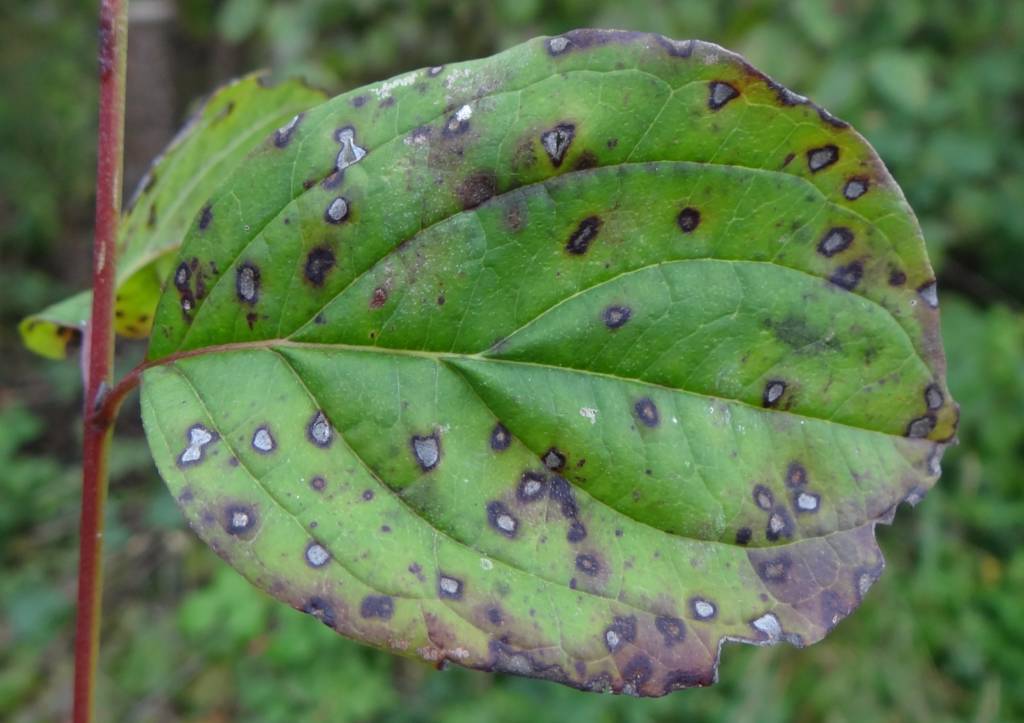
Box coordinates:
[1,0,1022,721]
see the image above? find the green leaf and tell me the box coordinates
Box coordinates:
[139,30,956,695]
[18,72,326,359]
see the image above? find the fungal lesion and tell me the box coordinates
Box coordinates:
[177,423,218,467]
[540,123,575,167]
[251,425,276,454]
[411,431,441,471]
[707,81,739,110]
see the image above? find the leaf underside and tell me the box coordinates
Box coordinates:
[18,73,325,359]
[140,30,956,696]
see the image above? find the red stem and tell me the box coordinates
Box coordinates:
[74,2,128,722]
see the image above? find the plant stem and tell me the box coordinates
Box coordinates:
[74,1,128,722]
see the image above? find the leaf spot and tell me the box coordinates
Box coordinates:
[843,176,869,200]
[677,207,701,233]
[360,595,394,619]
[655,615,687,646]
[305,542,330,568]
[324,196,349,224]
[490,422,511,451]
[307,410,332,448]
[575,553,600,576]
[540,123,575,167]
[251,425,276,454]
[438,573,464,600]
[795,491,820,512]
[235,262,260,304]
[690,598,717,620]
[516,471,547,503]
[198,203,213,231]
[753,484,774,511]
[602,305,632,329]
[547,36,571,55]
[178,424,216,467]
[224,504,257,536]
[707,81,739,110]
[830,261,863,291]
[334,127,367,171]
[304,247,337,287]
[751,612,782,642]
[917,281,939,308]
[565,215,602,255]
[487,501,519,537]
[906,414,936,439]
[807,144,839,173]
[817,227,854,257]
[762,380,786,408]
[411,432,441,471]
[310,475,326,492]
[304,596,336,627]
[925,383,944,411]
[735,527,753,545]
[274,113,303,148]
[765,509,794,541]
[633,397,660,427]
[542,447,566,471]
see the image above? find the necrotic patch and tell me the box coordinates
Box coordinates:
[602,305,632,329]
[223,504,257,536]
[918,281,939,308]
[830,261,864,291]
[457,171,497,210]
[655,616,687,646]
[305,542,331,568]
[411,433,441,471]
[443,104,472,136]
[360,595,394,619]
[274,113,303,148]
[304,247,336,286]
[817,227,854,257]
[517,471,547,502]
[690,597,717,620]
[251,425,276,453]
[843,176,869,200]
[757,554,792,583]
[540,123,575,167]
[235,262,260,304]
[490,423,511,451]
[178,424,216,467]
[735,527,753,545]
[906,414,936,439]
[548,475,579,518]
[807,144,839,173]
[633,398,660,427]
[438,573,463,600]
[307,410,332,448]
[486,501,519,538]
[198,203,213,231]
[762,380,786,408]
[785,462,807,487]
[677,207,701,233]
[575,554,600,576]
[708,81,740,110]
[925,383,944,411]
[751,612,782,642]
[335,127,367,171]
[547,36,571,55]
[324,196,349,224]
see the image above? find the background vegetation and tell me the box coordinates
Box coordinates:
[1,1,1022,720]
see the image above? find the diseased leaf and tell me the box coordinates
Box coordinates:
[18,73,326,359]
[139,30,956,695]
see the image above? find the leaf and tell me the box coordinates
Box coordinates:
[18,72,326,359]
[139,30,956,695]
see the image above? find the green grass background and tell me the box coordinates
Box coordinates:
[1,1,1022,721]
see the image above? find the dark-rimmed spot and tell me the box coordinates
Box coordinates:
[490,423,511,451]
[623,655,653,688]
[305,541,331,568]
[752,484,774,511]
[565,215,601,255]
[794,490,820,513]
[633,398,659,427]
[572,150,598,171]
[756,555,792,582]
[351,95,367,108]
[310,476,326,492]
[762,380,786,408]
[925,383,944,411]
[360,595,394,619]
[223,504,257,536]
[251,425,276,454]
[575,553,600,576]
[334,126,367,171]
[566,520,587,543]
[547,36,572,55]
[517,471,547,502]
[785,462,807,488]
[362,489,374,501]
[486,500,519,538]
[307,410,332,448]
[411,433,441,471]
[303,596,336,627]
[603,615,637,652]
[602,305,632,329]
[817,227,854,257]
[906,414,936,439]
[677,207,701,233]
[540,123,575,167]
[889,269,907,286]
[438,573,464,600]
[736,527,753,545]
[274,113,303,148]
[324,196,349,224]
[198,204,213,231]
[807,144,839,172]
[548,475,579,518]
[843,176,869,200]
[708,81,739,110]
[542,447,566,471]
[457,171,497,210]
[765,508,794,541]
[442,105,472,137]
[830,261,863,291]
[655,616,687,646]
[304,247,336,287]
[235,262,260,305]
[690,597,717,620]
[178,423,216,467]
[486,607,503,625]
